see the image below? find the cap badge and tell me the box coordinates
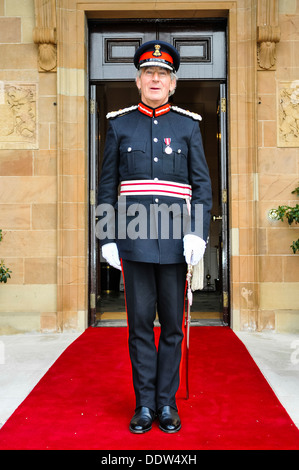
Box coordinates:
[152,45,162,57]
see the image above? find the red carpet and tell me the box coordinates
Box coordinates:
[0,326,298,450]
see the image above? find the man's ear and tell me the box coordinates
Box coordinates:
[170,78,177,94]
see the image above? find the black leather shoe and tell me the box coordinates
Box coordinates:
[129,406,156,434]
[158,406,181,433]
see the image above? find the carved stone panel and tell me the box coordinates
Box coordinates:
[278,80,299,148]
[0,82,38,149]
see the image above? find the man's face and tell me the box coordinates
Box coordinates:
[136,66,176,108]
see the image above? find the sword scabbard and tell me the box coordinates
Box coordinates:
[185,263,193,399]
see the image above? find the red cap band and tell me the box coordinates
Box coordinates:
[139,50,174,65]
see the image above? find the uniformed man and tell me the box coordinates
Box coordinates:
[97,40,212,434]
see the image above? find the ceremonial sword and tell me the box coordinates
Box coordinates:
[185,263,193,400]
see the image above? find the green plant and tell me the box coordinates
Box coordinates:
[273,184,299,254]
[0,229,12,283]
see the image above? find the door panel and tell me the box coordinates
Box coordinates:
[89,22,156,80]
[159,22,226,79]
[219,84,229,325]
[89,19,226,81]
[89,85,99,326]
[214,83,229,325]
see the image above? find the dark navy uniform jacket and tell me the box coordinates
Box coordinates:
[97,102,212,264]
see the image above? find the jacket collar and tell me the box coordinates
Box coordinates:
[138,102,171,117]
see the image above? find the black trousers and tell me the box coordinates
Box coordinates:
[122,260,187,413]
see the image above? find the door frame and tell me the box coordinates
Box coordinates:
[56,2,259,332]
[218,83,230,326]
[89,85,99,325]
[88,18,230,326]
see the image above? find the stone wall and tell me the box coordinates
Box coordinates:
[0,0,58,333]
[256,0,299,332]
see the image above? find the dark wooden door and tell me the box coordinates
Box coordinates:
[214,83,229,325]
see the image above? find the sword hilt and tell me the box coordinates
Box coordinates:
[186,263,193,306]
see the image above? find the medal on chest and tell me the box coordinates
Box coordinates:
[164,137,173,154]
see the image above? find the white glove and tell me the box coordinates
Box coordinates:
[101,243,121,271]
[183,234,206,265]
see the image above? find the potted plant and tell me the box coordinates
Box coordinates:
[270,184,299,254]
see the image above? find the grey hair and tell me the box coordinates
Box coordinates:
[136,68,178,96]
